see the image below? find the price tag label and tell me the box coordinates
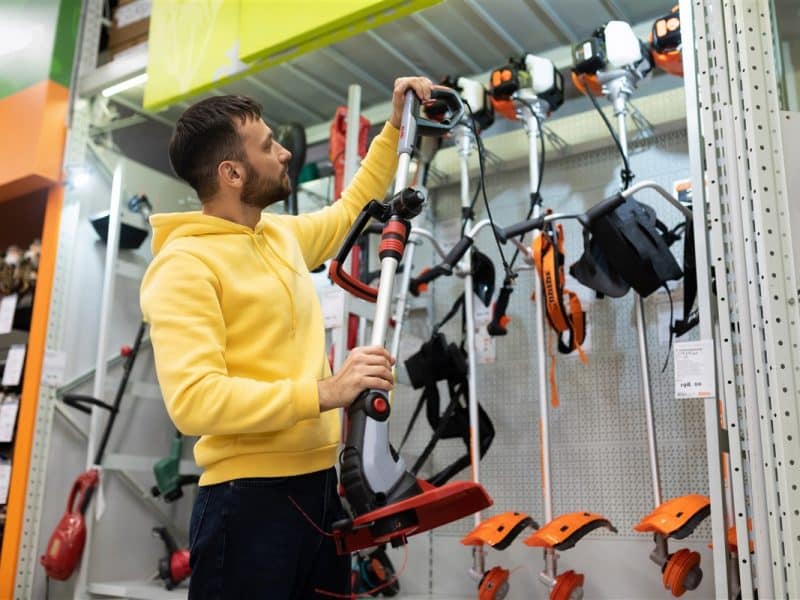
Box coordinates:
[0,461,10,504]
[474,328,496,364]
[0,397,19,443]
[674,340,715,399]
[0,294,18,334]
[2,345,26,387]
[473,294,491,327]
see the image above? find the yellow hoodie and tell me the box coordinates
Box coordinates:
[141,122,399,485]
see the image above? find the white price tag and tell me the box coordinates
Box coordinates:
[0,398,20,443]
[320,287,345,329]
[0,461,10,504]
[0,294,18,334]
[674,340,715,399]
[2,345,26,387]
[42,350,67,387]
[474,328,496,364]
[473,294,491,327]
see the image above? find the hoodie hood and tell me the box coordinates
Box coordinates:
[150,211,266,256]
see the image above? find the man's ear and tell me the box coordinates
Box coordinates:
[218,160,243,189]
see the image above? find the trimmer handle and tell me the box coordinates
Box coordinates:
[398,88,465,154]
[487,282,513,336]
[409,236,474,295]
[72,469,99,515]
[330,190,425,301]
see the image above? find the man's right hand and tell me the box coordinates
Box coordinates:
[317,346,395,412]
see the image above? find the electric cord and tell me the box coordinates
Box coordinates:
[289,495,408,598]
[507,99,546,272]
[580,74,633,190]
[463,106,513,282]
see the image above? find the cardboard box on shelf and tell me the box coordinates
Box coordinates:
[108,0,150,50]
[110,35,148,60]
[108,18,149,50]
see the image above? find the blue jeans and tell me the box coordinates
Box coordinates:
[188,467,351,599]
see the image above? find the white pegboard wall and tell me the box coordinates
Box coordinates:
[386,128,711,554]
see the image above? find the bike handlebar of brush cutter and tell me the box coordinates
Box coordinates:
[330,189,426,301]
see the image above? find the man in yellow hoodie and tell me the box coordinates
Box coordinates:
[140,76,433,598]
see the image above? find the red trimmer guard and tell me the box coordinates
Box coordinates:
[333,479,492,554]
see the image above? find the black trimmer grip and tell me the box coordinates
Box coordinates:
[494,216,547,243]
[584,192,625,224]
[409,265,449,295]
[409,236,473,295]
[487,283,513,336]
[443,236,473,266]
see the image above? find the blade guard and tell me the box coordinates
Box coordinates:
[634,494,710,539]
[332,479,492,554]
[523,511,616,551]
[461,511,537,550]
[550,570,584,600]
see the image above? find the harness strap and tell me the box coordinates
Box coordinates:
[532,221,588,408]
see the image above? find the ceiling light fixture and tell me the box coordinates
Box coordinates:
[101,73,148,98]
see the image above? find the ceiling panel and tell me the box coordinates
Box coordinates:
[97,0,679,175]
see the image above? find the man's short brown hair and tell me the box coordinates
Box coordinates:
[168,95,263,199]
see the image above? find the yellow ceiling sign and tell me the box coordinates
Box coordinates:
[144,0,441,112]
[239,1,438,63]
[144,0,246,111]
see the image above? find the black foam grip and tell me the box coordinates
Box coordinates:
[585,193,626,224]
[487,285,512,336]
[496,216,546,243]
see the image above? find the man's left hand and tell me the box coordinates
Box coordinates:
[389,76,434,129]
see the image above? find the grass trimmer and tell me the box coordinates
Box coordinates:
[41,194,153,581]
[328,88,492,554]
[41,321,148,580]
[571,19,710,597]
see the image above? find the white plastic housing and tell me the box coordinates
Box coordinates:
[457,76,486,113]
[604,20,642,68]
[524,54,556,94]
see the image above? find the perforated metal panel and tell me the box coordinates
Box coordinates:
[389,129,710,551]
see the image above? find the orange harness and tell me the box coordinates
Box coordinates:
[532,221,588,407]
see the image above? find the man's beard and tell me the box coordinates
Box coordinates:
[240,161,291,209]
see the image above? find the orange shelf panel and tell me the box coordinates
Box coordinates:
[0,183,63,597]
[0,81,68,204]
